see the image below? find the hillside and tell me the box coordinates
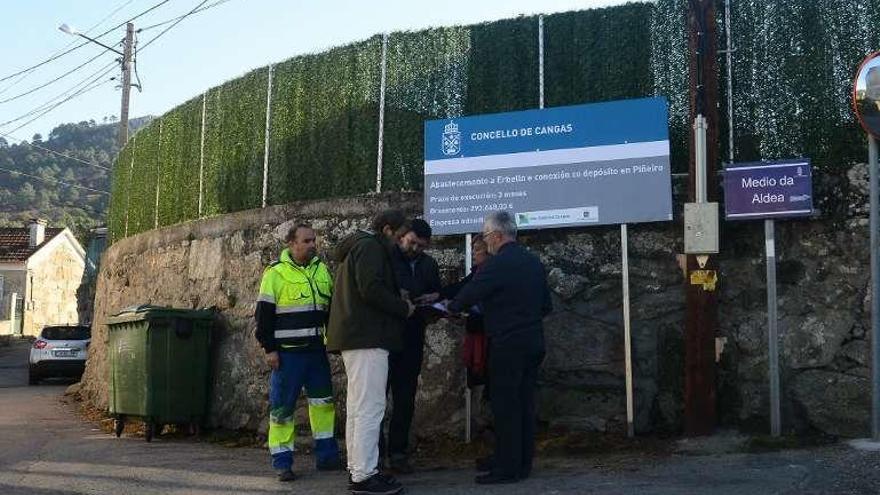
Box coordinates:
[0,117,149,240]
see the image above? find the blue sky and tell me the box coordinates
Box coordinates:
[0,0,631,143]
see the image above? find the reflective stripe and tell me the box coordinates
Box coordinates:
[269,445,294,455]
[275,304,327,314]
[258,293,275,304]
[274,328,321,339]
[308,399,335,441]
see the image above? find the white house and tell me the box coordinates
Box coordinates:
[0,219,87,336]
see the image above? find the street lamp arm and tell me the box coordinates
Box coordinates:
[58,23,124,56]
[75,33,124,56]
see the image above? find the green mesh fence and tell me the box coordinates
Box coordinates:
[109,2,879,242]
[267,36,383,205]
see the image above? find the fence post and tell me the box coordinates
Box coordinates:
[375,33,389,193]
[538,14,545,109]
[262,65,274,208]
[199,92,207,218]
[154,120,162,229]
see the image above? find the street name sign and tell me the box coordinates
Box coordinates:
[723,160,814,220]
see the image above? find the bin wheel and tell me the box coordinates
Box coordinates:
[114,417,124,438]
[145,422,155,442]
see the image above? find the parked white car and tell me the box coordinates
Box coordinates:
[28,325,90,385]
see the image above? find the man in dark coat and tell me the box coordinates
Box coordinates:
[447,210,552,485]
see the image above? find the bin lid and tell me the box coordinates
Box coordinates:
[106,304,214,325]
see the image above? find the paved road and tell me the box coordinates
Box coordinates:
[1,337,880,494]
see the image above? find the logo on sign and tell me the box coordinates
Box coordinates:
[442,121,461,156]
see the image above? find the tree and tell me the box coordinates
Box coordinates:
[18,183,36,204]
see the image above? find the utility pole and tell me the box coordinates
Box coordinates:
[118,22,135,149]
[684,0,720,436]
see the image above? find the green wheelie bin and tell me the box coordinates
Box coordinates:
[107,305,213,442]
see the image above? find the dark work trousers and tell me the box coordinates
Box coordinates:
[380,322,426,460]
[488,335,545,478]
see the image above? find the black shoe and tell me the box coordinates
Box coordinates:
[317,458,344,471]
[376,472,400,486]
[389,456,414,474]
[475,473,519,485]
[350,473,403,494]
[475,455,494,472]
[276,470,297,482]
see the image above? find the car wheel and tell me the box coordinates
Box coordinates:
[28,367,39,385]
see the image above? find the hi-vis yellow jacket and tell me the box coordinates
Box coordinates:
[255,248,333,352]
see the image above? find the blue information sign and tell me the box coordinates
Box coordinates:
[423,97,673,235]
[723,160,814,220]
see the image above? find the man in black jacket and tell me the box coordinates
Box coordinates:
[448,210,552,485]
[381,219,442,474]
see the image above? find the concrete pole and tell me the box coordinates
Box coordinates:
[118,23,134,149]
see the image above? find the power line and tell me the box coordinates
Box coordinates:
[0,131,111,172]
[0,50,114,105]
[0,0,217,140]
[0,0,136,97]
[0,166,110,195]
[137,0,235,32]
[0,61,118,129]
[0,0,171,84]
[139,0,212,51]
[6,75,115,135]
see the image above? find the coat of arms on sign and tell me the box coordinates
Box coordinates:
[442,121,461,156]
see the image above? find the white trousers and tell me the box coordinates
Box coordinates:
[341,348,389,483]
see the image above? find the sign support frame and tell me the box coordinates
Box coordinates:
[765,218,781,436]
[871,134,880,441]
[621,223,634,437]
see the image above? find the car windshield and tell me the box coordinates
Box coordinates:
[41,326,90,341]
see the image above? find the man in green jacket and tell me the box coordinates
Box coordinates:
[326,209,414,495]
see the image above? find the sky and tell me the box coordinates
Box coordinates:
[0,0,633,143]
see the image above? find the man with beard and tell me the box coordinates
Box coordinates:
[380,218,442,474]
[327,209,415,495]
[255,224,343,482]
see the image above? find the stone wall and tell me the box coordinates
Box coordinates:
[80,168,878,438]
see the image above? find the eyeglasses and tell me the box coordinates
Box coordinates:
[482,230,498,237]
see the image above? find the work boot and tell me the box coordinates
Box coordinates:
[349,472,403,494]
[389,455,414,474]
[475,455,494,472]
[276,469,297,482]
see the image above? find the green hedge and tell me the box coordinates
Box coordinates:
[127,122,159,235]
[203,69,268,215]
[267,37,383,204]
[157,97,202,226]
[110,1,879,242]
[108,141,133,243]
[383,27,471,191]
